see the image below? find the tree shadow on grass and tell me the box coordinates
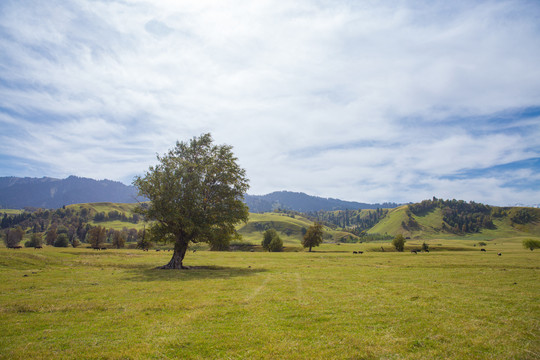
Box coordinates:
[124,265,267,282]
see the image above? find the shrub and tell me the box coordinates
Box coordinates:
[522,238,540,251]
[392,234,406,252]
[4,226,24,248]
[54,233,70,247]
[25,233,43,248]
[262,229,282,252]
[268,235,283,252]
[136,238,153,250]
[262,229,278,250]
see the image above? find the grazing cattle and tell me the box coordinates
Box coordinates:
[8,246,22,249]
[411,250,418,254]
[92,247,101,250]
[34,245,42,249]
[101,247,107,250]
[497,252,502,256]
[358,251,363,254]
[156,249,161,252]
[481,248,487,252]
[353,251,358,254]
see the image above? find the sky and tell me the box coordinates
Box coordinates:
[1,0,539,206]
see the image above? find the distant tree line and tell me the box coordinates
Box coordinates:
[1,207,146,249]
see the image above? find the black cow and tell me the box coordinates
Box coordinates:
[481,248,487,252]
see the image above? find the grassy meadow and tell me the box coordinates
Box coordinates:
[1,239,539,359]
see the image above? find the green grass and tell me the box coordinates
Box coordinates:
[1,239,538,359]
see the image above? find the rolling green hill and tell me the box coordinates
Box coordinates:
[3,200,540,249]
[368,203,540,241]
[237,212,360,246]
[367,205,410,236]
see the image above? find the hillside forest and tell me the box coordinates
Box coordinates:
[2,197,540,250]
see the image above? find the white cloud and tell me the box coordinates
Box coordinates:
[0,0,539,205]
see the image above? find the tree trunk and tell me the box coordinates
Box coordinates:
[160,240,189,269]
[309,246,312,252]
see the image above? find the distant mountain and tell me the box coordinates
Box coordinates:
[0,176,399,211]
[244,191,399,212]
[0,176,140,209]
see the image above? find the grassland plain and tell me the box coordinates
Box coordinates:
[0,239,538,360]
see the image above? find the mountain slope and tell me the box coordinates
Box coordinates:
[0,176,140,209]
[0,176,399,211]
[245,191,398,212]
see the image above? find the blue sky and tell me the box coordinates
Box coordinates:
[0,0,539,206]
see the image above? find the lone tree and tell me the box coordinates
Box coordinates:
[392,234,406,252]
[133,133,249,269]
[302,222,324,252]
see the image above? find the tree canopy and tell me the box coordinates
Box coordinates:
[302,222,324,252]
[133,133,249,269]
